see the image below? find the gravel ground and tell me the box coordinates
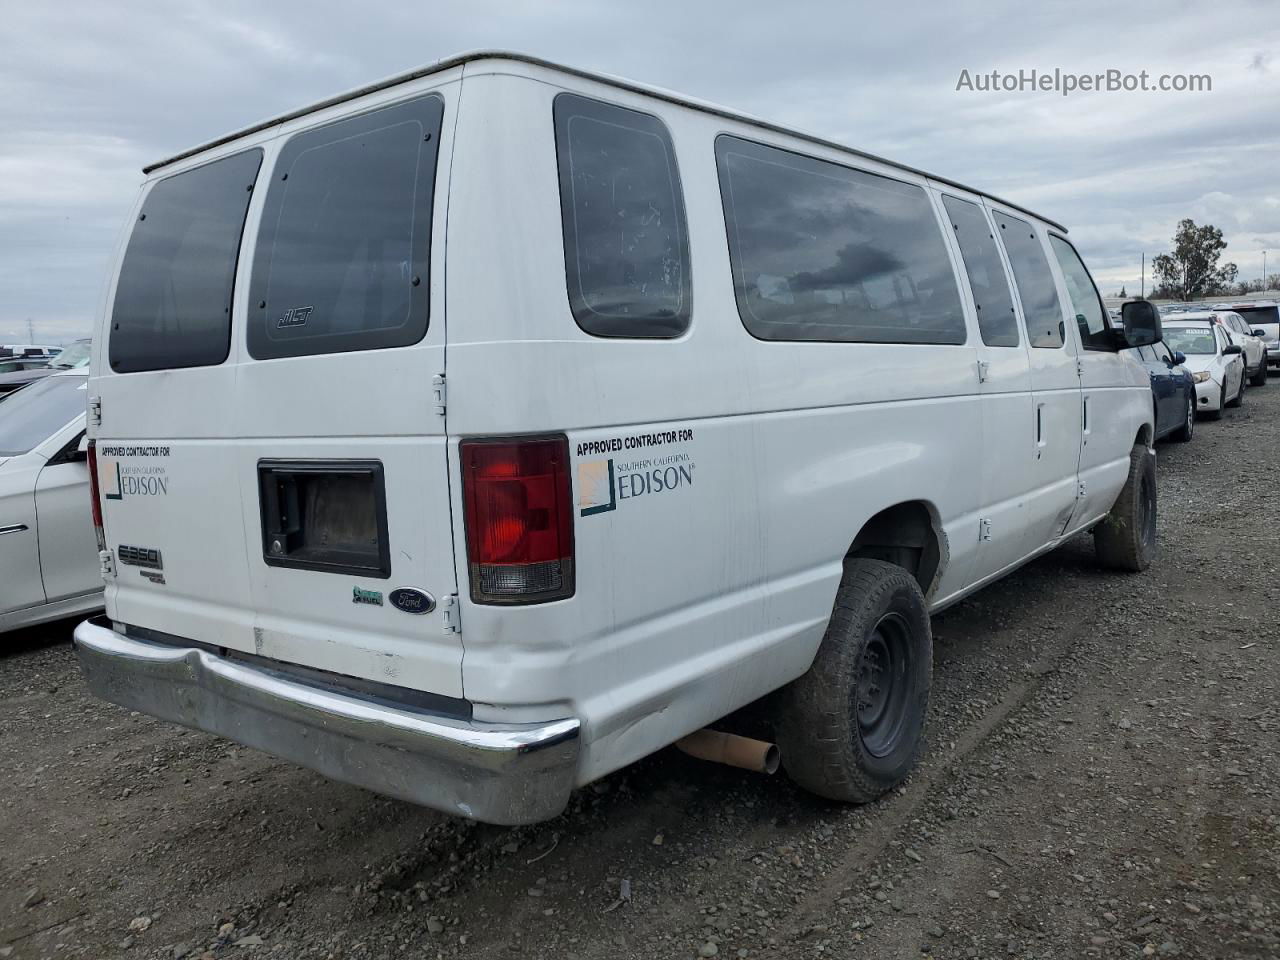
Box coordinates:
[3,385,1278,960]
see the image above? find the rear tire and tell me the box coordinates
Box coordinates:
[1250,361,1268,387]
[777,558,931,803]
[1094,445,1157,572]
[1171,394,1194,443]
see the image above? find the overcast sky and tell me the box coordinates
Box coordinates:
[2,0,1278,343]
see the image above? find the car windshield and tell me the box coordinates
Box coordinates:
[0,376,86,456]
[50,341,91,369]
[1163,328,1216,355]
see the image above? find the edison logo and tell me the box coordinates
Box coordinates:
[578,459,617,516]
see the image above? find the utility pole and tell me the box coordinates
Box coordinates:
[1264,250,1268,295]
[26,318,34,343]
[1140,252,1145,299]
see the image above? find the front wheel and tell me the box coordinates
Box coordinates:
[1171,394,1195,443]
[1094,444,1157,572]
[1250,360,1268,387]
[777,558,932,803]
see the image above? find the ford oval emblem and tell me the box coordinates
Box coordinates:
[389,588,436,615]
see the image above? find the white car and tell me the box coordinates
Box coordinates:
[1211,310,1268,385]
[0,373,103,632]
[1162,321,1246,419]
[76,52,1158,825]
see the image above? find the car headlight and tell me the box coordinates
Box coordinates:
[1193,371,1211,383]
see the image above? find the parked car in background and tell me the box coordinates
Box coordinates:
[0,357,51,375]
[1162,320,1245,419]
[0,338,92,398]
[0,372,103,632]
[1211,311,1268,385]
[1130,339,1196,442]
[0,345,60,362]
[1225,301,1280,369]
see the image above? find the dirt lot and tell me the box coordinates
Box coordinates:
[3,387,1279,960]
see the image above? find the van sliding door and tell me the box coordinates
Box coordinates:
[934,189,1036,584]
[988,207,1083,557]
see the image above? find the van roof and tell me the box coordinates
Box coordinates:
[143,50,1066,233]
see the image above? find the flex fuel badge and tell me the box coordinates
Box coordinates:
[352,586,383,606]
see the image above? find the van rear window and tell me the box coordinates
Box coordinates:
[247,94,443,360]
[108,149,262,373]
[553,94,691,338]
[716,136,965,344]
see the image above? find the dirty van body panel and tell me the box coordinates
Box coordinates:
[93,75,466,698]
[446,68,983,783]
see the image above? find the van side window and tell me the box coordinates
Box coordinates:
[247,94,444,360]
[109,149,263,373]
[715,136,965,344]
[1049,235,1113,351]
[941,196,1019,347]
[553,94,691,338]
[992,212,1063,349]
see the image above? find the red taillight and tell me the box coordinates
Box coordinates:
[86,438,106,551]
[461,435,574,604]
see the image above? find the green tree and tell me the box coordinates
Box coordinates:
[1151,220,1238,300]
[1118,285,1127,298]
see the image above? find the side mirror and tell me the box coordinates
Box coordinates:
[1171,351,1187,366]
[1120,299,1163,348]
[1223,344,1243,356]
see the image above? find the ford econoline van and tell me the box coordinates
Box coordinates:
[75,52,1163,824]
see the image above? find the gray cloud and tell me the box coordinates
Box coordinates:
[2,0,1278,343]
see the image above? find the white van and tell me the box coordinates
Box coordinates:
[75,52,1163,825]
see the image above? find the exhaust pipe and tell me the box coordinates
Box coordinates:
[676,729,780,774]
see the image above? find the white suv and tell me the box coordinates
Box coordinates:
[1214,310,1268,385]
[75,53,1160,825]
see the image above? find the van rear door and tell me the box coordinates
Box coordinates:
[93,86,464,698]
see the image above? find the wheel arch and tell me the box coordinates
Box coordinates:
[844,500,948,601]
[1134,421,1153,450]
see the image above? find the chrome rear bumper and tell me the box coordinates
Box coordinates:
[73,618,580,825]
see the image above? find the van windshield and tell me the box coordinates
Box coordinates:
[0,376,86,456]
[1163,327,1216,355]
